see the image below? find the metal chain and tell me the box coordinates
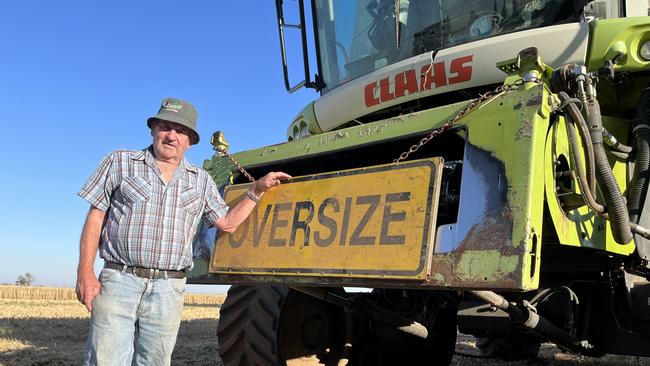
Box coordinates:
[393,79,528,164]
[222,151,256,182]
[223,79,535,180]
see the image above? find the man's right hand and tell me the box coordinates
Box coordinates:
[76,207,105,312]
[76,270,100,312]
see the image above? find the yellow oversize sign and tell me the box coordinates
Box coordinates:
[210,158,443,279]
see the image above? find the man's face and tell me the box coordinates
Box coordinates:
[151,120,192,161]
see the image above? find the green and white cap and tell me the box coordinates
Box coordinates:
[147,97,200,144]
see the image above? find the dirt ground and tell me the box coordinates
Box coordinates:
[452,334,649,366]
[1,298,649,366]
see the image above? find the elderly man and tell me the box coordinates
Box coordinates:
[76,97,290,365]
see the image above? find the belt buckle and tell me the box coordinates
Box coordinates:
[132,267,151,279]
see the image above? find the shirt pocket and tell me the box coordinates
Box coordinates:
[180,186,202,215]
[120,176,151,204]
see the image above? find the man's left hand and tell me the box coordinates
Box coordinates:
[252,171,292,196]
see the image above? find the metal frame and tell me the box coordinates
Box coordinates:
[210,158,442,279]
[275,0,321,93]
[310,0,325,93]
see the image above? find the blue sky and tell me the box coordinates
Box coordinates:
[0,1,317,291]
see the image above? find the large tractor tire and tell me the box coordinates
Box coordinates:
[217,285,346,366]
[217,286,458,366]
[216,286,288,365]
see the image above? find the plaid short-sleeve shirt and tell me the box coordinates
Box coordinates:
[78,147,229,270]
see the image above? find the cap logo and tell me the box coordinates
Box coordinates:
[163,101,184,113]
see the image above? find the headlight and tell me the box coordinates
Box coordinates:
[640,40,650,61]
[299,122,310,138]
[290,121,311,140]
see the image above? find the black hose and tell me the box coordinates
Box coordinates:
[558,93,632,243]
[469,291,594,355]
[560,92,599,203]
[560,95,650,240]
[559,92,597,196]
[564,112,604,212]
[578,112,598,198]
[587,99,633,244]
[629,136,649,222]
[602,128,634,153]
[607,149,629,161]
[628,87,650,224]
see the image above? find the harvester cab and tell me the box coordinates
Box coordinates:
[190,1,650,365]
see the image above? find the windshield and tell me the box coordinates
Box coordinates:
[316,0,605,92]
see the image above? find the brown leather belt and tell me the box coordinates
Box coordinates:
[104,261,186,279]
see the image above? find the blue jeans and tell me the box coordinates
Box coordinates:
[84,268,186,366]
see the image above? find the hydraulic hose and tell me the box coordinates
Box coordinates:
[564,118,650,240]
[627,87,650,224]
[602,128,633,154]
[559,93,596,196]
[470,291,595,355]
[578,112,598,198]
[607,149,630,161]
[565,114,603,213]
[560,92,600,208]
[587,99,633,244]
[559,93,635,243]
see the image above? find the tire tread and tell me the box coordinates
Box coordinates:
[217,286,289,366]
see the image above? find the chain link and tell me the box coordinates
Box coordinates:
[393,79,529,164]
[222,151,256,182]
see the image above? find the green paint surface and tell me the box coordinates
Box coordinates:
[457,250,520,282]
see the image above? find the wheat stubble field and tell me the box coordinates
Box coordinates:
[0,286,223,365]
[1,286,648,366]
